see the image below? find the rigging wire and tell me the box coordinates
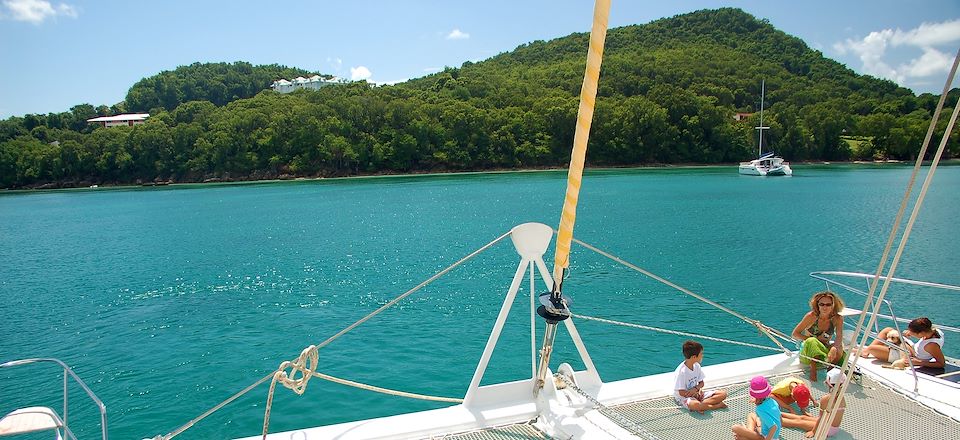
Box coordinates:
[817,47,960,440]
[147,230,511,440]
[571,236,796,350]
[573,314,784,353]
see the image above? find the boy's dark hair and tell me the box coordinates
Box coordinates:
[682,340,703,359]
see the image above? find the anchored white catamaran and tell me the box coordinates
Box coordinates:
[738,80,793,176]
[3,2,958,440]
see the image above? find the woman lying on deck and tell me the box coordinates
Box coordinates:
[859,317,946,369]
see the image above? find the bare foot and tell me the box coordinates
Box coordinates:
[717,402,728,409]
[805,430,815,438]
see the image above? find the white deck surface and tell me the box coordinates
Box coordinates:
[239,353,960,440]
[0,406,63,436]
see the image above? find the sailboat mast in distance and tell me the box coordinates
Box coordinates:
[739,80,791,176]
[756,79,769,157]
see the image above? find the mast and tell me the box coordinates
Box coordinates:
[533,0,610,395]
[755,80,769,158]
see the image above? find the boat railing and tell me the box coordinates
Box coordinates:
[0,357,108,440]
[810,270,960,334]
[810,271,960,392]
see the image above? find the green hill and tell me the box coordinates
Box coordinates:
[1,8,957,189]
[125,62,324,111]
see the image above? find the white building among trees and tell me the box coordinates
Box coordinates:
[271,75,340,93]
[86,113,150,128]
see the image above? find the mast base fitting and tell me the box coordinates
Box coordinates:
[537,292,572,323]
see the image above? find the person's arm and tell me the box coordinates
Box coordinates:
[770,394,796,414]
[901,331,918,356]
[763,424,778,440]
[912,342,946,368]
[792,313,815,341]
[832,316,844,349]
[677,382,703,398]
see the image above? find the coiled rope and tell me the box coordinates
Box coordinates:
[147,230,511,440]
[261,345,464,438]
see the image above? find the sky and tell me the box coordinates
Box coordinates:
[1,0,959,119]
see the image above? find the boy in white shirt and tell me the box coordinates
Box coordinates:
[674,340,728,413]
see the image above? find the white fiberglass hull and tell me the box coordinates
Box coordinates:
[240,351,960,440]
[767,163,793,176]
[237,225,959,440]
[739,158,792,176]
[241,354,797,440]
[738,163,764,175]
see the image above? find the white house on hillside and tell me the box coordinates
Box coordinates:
[87,113,150,128]
[271,75,340,93]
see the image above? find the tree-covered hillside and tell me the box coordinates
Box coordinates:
[1,8,957,189]
[125,62,323,112]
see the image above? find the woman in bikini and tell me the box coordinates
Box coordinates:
[860,317,946,368]
[792,291,846,381]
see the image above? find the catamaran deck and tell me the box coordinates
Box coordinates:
[434,369,960,440]
[439,423,549,440]
[606,371,959,440]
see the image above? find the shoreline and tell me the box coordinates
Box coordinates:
[2,159,957,194]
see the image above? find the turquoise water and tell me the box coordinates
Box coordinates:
[1,165,958,439]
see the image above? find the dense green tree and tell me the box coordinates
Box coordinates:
[125,62,324,111]
[68,104,97,132]
[1,8,958,189]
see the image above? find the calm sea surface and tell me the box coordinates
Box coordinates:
[1,165,958,439]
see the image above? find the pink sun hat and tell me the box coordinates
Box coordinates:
[749,375,772,399]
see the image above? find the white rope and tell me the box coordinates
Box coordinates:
[149,230,511,440]
[257,227,511,438]
[275,345,319,395]
[261,345,463,439]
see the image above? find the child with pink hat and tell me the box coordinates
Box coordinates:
[732,376,782,440]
